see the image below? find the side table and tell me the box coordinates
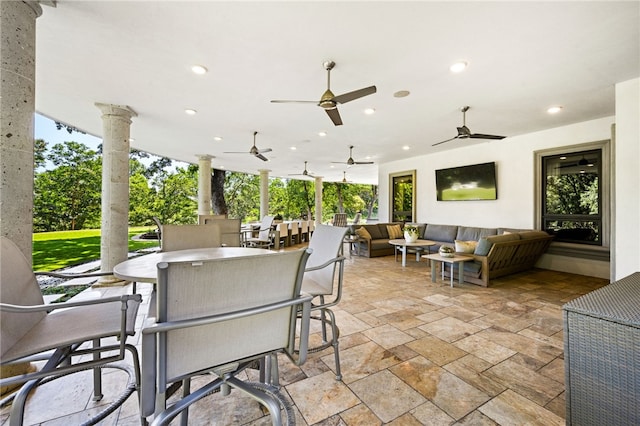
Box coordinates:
[422,253,473,287]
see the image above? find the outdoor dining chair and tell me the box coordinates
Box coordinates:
[140,249,313,425]
[200,218,242,247]
[331,213,348,227]
[243,215,275,248]
[301,224,348,380]
[160,223,222,251]
[0,237,142,426]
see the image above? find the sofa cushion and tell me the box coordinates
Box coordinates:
[371,239,393,250]
[456,226,497,241]
[425,224,458,242]
[378,224,390,239]
[455,240,477,254]
[387,224,403,239]
[474,233,521,256]
[355,226,371,240]
[364,224,383,240]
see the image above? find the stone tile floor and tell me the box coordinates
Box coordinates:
[1,253,609,425]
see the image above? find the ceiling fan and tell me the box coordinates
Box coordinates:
[432,106,506,146]
[271,60,376,126]
[332,145,374,166]
[224,131,272,162]
[341,171,353,183]
[289,161,315,178]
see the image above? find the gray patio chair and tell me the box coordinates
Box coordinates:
[160,223,222,251]
[243,215,275,248]
[200,218,242,247]
[0,237,142,426]
[301,224,348,380]
[140,249,312,426]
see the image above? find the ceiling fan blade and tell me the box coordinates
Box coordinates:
[353,161,374,165]
[326,108,343,126]
[332,85,377,104]
[331,161,348,164]
[270,100,317,104]
[224,151,247,154]
[258,148,273,153]
[432,136,458,147]
[469,133,506,140]
[255,153,268,161]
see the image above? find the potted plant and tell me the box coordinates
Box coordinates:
[439,245,455,258]
[403,225,419,243]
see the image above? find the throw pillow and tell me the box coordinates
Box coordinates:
[355,227,372,240]
[454,240,477,254]
[474,238,492,256]
[386,224,403,239]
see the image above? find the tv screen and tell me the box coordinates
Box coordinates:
[435,162,497,201]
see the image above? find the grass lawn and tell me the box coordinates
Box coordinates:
[33,226,159,271]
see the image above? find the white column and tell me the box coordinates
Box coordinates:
[315,176,323,226]
[259,169,270,218]
[0,1,42,260]
[197,155,213,216]
[95,103,137,284]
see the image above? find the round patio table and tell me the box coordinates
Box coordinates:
[388,239,436,267]
[114,247,272,283]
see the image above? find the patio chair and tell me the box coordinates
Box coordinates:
[200,218,242,247]
[140,249,313,426]
[301,224,348,380]
[243,215,275,248]
[197,214,226,224]
[331,213,348,227]
[160,223,222,251]
[0,237,142,426]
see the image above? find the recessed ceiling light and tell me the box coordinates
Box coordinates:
[560,156,567,160]
[394,90,410,98]
[318,131,327,137]
[402,146,410,150]
[191,65,208,75]
[450,61,468,73]
[547,106,563,114]
[129,138,135,143]
[185,109,197,115]
[364,108,376,115]
[213,136,223,141]
[290,146,297,150]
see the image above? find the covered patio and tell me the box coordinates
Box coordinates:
[1,251,608,425]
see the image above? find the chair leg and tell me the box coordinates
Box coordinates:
[322,308,342,381]
[92,338,103,401]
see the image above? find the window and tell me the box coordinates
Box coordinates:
[542,149,602,244]
[535,139,610,257]
[389,170,416,223]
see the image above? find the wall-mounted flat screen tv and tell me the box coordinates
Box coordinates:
[435,162,497,201]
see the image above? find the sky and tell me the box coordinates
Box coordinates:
[35,113,188,171]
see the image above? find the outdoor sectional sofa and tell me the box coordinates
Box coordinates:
[352,222,554,287]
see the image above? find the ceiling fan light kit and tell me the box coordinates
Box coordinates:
[271,60,377,126]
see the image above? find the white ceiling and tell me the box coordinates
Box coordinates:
[35,1,639,184]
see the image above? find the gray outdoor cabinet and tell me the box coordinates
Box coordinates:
[563,272,640,425]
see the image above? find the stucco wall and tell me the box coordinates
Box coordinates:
[378,116,616,279]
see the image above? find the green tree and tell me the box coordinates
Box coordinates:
[152,165,198,224]
[224,172,260,221]
[33,142,102,231]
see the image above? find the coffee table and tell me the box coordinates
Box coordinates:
[388,239,437,267]
[422,252,474,287]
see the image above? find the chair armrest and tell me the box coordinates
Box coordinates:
[142,294,313,334]
[0,294,142,313]
[304,255,346,272]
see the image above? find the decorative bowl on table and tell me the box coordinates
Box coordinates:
[439,246,455,258]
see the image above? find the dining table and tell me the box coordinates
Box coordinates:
[113,247,273,284]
